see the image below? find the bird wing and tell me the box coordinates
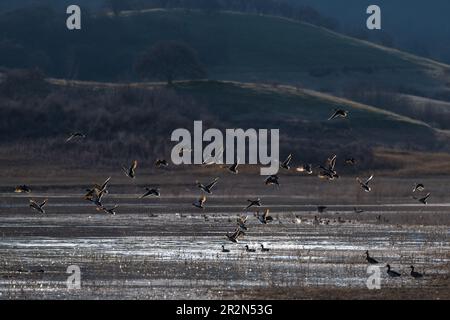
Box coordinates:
[39,199,48,208]
[328,110,339,120]
[264,209,270,219]
[65,134,75,142]
[140,191,149,199]
[230,228,240,239]
[101,177,111,190]
[365,175,374,185]
[283,154,292,166]
[238,215,248,224]
[131,160,138,171]
[328,155,337,170]
[207,177,219,189]
[423,193,431,201]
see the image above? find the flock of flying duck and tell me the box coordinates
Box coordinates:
[14,108,429,279]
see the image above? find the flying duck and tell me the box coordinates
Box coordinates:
[413,183,425,193]
[140,187,160,199]
[345,158,357,165]
[197,177,219,194]
[280,154,292,170]
[265,175,279,186]
[122,160,138,179]
[85,177,111,199]
[296,164,313,175]
[29,199,47,214]
[66,132,86,142]
[228,161,239,174]
[357,174,373,192]
[192,195,207,209]
[155,159,169,167]
[237,215,248,230]
[15,185,32,193]
[413,193,430,204]
[255,209,273,224]
[328,108,348,120]
[319,155,339,180]
[226,228,245,243]
[245,198,262,210]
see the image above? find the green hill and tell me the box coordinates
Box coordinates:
[2,73,443,170]
[1,8,449,97]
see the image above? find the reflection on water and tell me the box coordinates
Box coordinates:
[0,197,449,299]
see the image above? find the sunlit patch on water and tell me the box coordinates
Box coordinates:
[0,205,448,299]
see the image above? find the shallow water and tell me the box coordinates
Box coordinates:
[0,194,449,299]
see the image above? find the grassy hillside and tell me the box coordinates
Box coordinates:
[0,70,444,172]
[1,9,449,96]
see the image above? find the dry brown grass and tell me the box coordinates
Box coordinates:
[374,148,450,176]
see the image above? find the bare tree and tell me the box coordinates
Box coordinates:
[135,41,206,85]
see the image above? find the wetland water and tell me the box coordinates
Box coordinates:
[0,193,448,299]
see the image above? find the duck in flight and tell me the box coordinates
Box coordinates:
[155,159,169,167]
[345,158,357,165]
[140,187,160,199]
[66,132,86,143]
[410,265,423,278]
[29,199,47,214]
[122,160,138,179]
[386,264,401,277]
[237,215,248,230]
[319,155,339,180]
[15,185,32,193]
[328,108,348,120]
[365,250,378,264]
[228,161,239,174]
[192,195,207,209]
[280,154,292,170]
[357,174,374,192]
[255,209,273,224]
[413,183,425,193]
[86,188,106,207]
[85,177,111,199]
[197,177,219,194]
[265,175,279,186]
[245,198,262,210]
[413,192,431,204]
[296,163,313,175]
[226,227,245,243]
